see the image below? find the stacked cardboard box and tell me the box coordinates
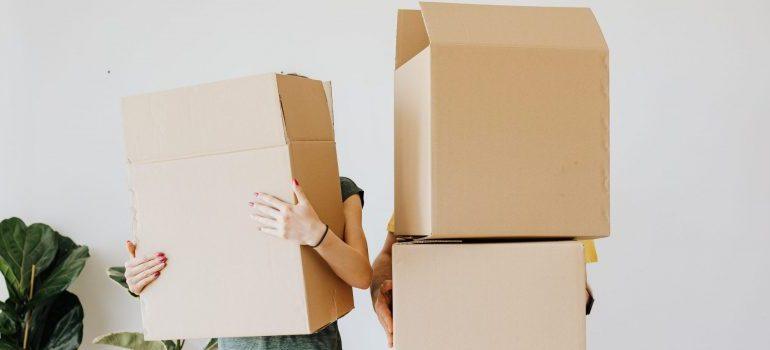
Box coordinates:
[392,3,610,349]
[123,74,352,339]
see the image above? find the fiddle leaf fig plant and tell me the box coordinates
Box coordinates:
[93,267,217,350]
[0,217,90,350]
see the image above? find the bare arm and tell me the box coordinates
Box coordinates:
[313,195,372,289]
[250,179,372,289]
[371,231,395,301]
[371,231,397,348]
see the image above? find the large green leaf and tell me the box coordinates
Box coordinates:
[28,291,83,350]
[0,218,58,301]
[31,243,89,304]
[93,332,169,350]
[41,294,84,350]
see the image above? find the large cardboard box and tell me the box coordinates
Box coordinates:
[393,241,586,350]
[394,2,610,239]
[123,73,353,339]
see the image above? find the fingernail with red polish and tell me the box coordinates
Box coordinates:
[155,272,161,277]
[254,192,260,196]
[156,252,164,257]
[293,178,299,186]
[248,202,255,207]
[160,257,167,263]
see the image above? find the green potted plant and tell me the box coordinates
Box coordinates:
[0,217,90,350]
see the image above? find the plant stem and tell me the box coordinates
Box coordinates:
[23,264,36,349]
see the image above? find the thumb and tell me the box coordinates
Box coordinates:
[126,240,136,258]
[291,178,308,204]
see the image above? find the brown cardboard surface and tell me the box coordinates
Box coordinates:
[394,2,610,239]
[123,73,352,339]
[393,241,586,350]
[394,47,432,238]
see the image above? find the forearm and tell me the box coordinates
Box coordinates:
[314,228,372,289]
[370,231,395,302]
[370,249,392,301]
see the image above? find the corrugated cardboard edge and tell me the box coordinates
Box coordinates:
[395,9,430,69]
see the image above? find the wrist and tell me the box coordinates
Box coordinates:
[307,221,328,247]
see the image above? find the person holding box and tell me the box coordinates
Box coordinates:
[123,177,371,350]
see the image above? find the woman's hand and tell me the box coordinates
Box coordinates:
[124,241,167,295]
[373,280,394,348]
[249,179,327,246]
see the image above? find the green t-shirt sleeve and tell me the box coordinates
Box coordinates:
[339,177,364,207]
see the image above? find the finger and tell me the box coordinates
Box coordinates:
[376,301,393,333]
[251,202,281,218]
[250,214,277,229]
[257,226,281,238]
[130,271,160,294]
[381,279,393,293]
[129,260,166,285]
[125,252,164,268]
[127,255,165,278]
[254,193,289,211]
[387,332,393,348]
[126,241,137,258]
[291,178,308,204]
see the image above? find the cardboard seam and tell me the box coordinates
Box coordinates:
[128,143,290,165]
[427,42,607,52]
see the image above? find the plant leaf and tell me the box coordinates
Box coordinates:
[31,244,89,304]
[161,340,177,350]
[0,339,21,350]
[107,266,138,298]
[93,332,169,350]
[0,308,19,335]
[204,338,218,350]
[41,294,84,350]
[0,218,58,301]
[27,291,83,350]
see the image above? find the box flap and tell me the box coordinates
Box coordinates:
[275,74,335,142]
[418,2,607,50]
[395,9,430,69]
[322,81,334,125]
[123,74,286,164]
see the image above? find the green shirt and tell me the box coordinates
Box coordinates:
[218,177,363,350]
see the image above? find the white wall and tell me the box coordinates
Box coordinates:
[1,0,769,349]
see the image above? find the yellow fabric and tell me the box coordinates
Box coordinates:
[386,214,598,263]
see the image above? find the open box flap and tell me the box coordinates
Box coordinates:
[419,2,608,50]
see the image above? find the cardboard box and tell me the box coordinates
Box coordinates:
[394,2,610,239]
[393,241,586,350]
[123,73,353,339]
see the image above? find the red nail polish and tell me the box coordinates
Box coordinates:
[248,202,255,207]
[156,252,164,257]
[155,272,161,277]
[160,257,167,263]
[254,192,260,196]
[293,178,299,186]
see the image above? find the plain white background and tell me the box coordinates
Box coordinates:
[2,0,769,349]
